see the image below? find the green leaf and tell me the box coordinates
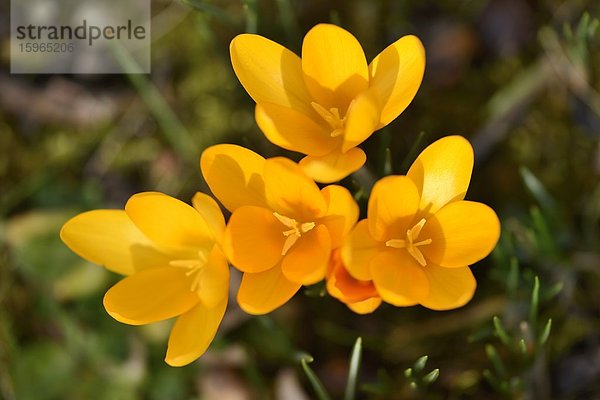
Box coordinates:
[485,344,506,377]
[344,337,363,400]
[300,357,332,400]
[530,276,540,331]
[243,0,258,34]
[493,316,512,347]
[413,355,428,372]
[519,167,557,214]
[519,339,528,356]
[539,319,552,345]
[423,369,440,385]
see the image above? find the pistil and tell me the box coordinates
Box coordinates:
[385,218,432,266]
[273,212,316,255]
[311,102,346,137]
[169,251,208,293]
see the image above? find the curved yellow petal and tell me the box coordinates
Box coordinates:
[370,249,427,306]
[236,265,301,315]
[347,297,382,314]
[299,147,366,184]
[103,267,198,325]
[421,201,500,268]
[407,136,474,217]
[165,297,227,367]
[196,246,230,309]
[281,225,331,285]
[125,192,213,252]
[318,185,359,248]
[368,35,425,127]
[200,144,267,212]
[340,219,384,281]
[368,175,420,241]
[256,103,337,156]
[230,34,313,115]
[342,90,381,153]
[192,192,226,243]
[263,157,327,220]
[302,24,369,111]
[60,210,172,276]
[419,265,476,310]
[223,206,284,273]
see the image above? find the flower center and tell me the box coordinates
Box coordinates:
[311,102,346,138]
[385,218,432,267]
[169,251,208,293]
[273,212,316,256]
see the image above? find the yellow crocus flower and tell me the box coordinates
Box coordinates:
[60,192,229,366]
[230,23,425,183]
[341,136,500,310]
[200,144,359,314]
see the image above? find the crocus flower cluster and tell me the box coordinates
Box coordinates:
[61,24,499,366]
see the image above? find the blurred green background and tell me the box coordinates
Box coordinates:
[1,0,600,399]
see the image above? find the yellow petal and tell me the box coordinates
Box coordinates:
[342,90,381,153]
[302,24,369,111]
[201,144,267,212]
[263,157,327,220]
[368,175,420,241]
[256,103,337,156]
[368,35,425,127]
[60,210,174,276]
[419,265,476,310]
[299,147,366,184]
[125,192,213,252]
[347,297,382,314]
[370,249,427,306]
[165,297,227,367]
[407,136,474,217]
[196,246,230,308]
[421,201,500,268]
[230,34,313,115]
[223,206,284,273]
[340,220,383,281]
[281,225,331,285]
[103,267,198,325]
[318,185,359,248]
[236,265,301,315]
[192,192,226,243]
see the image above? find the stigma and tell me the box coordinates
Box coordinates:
[311,102,346,138]
[385,218,432,267]
[273,212,316,255]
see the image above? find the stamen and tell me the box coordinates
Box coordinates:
[300,222,316,232]
[385,218,432,267]
[311,102,346,137]
[273,212,315,255]
[169,251,208,293]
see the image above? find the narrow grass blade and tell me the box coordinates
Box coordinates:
[493,316,511,347]
[422,369,439,385]
[485,344,506,377]
[300,357,332,400]
[539,318,552,345]
[344,337,362,400]
[530,276,540,331]
[413,355,428,372]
